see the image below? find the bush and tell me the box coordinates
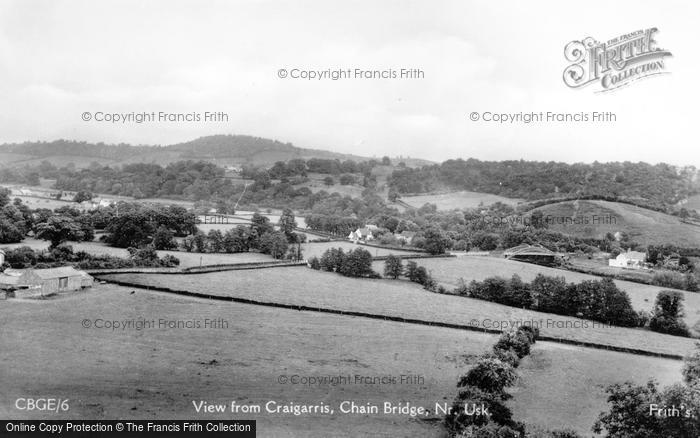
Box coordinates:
[457,357,517,393]
[445,386,519,434]
[308,256,321,270]
[491,348,520,368]
[493,330,532,359]
[516,325,539,343]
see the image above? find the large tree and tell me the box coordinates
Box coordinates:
[35,216,85,248]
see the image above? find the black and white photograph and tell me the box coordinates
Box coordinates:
[1,1,699,437]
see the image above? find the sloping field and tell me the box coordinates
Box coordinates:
[401,191,522,210]
[533,200,700,247]
[511,342,683,436]
[686,194,700,212]
[401,256,700,332]
[0,153,33,165]
[0,284,494,437]
[100,268,698,357]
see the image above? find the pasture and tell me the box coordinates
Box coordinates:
[302,241,421,258]
[0,284,495,437]
[400,191,522,210]
[533,200,700,247]
[0,238,273,268]
[101,268,698,357]
[404,256,700,332]
[511,342,683,435]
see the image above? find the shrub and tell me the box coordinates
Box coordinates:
[491,348,520,368]
[493,330,532,359]
[445,386,518,433]
[516,325,539,343]
[308,256,321,270]
[457,357,518,393]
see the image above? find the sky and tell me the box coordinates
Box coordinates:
[0,0,697,166]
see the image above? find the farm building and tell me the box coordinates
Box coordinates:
[394,231,417,245]
[503,244,558,266]
[348,227,375,242]
[608,250,647,269]
[0,266,94,298]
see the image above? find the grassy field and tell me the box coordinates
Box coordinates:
[101,268,698,357]
[399,256,700,333]
[10,196,77,210]
[401,191,523,210]
[511,342,683,435]
[685,194,700,212]
[0,284,496,437]
[0,239,274,268]
[533,200,700,247]
[301,241,421,258]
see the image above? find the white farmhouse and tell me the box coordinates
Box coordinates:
[348,228,375,242]
[608,250,647,269]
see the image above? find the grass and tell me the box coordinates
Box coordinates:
[10,196,76,210]
[398,256,700,334]
[533,200,700,247]
[685,194,700,212]
[301,241,421,258]
[511,342,683,435]
[100,268,698,357]
[401,191,522,210]
[0,238,274,268]
[0,284,495,437]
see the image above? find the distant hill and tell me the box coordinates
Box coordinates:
[0,135,408,168]
[533,200,700,247]
[388,158,700,211]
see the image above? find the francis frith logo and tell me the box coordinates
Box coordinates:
[563,28,672,92]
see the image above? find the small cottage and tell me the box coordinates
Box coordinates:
[608,250,646,269]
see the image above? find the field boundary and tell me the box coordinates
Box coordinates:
[97,277,685,361]
[86,260,307,276]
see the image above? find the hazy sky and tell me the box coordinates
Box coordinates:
[0,0,697,166]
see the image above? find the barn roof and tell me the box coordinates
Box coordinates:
[5,266,86,279]
[505,244,555,257]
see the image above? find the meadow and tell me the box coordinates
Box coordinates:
[533,200,700,247]
[0,284,495,437]
[400,191,523,210]
[100,268,698,357]
[0,238,273,268]
[511,342,683,435]
[402,256,700,332]
[301,241,421,259]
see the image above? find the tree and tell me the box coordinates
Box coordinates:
[457,356,517,393]
[74,190,93,203]
[593,381,663,437]
[649,290,690,337]
[153,226,177,250]
[207,229,225,252]
[381,156,391,165]
[320,248,345,272]
[278,208,297,241]
[260,231,289,259]
[422,226,450,255]
[323,176,334,186]
[35,216,85,248]
[339,248,375,277]
[383,255,403,279]
[683,343,700,387]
